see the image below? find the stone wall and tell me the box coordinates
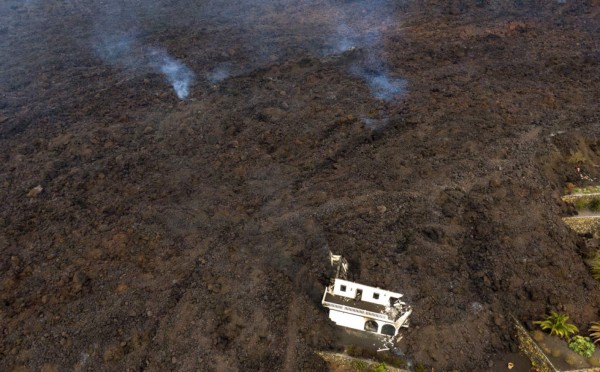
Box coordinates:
[562,216,600,235]
[562,195,600,204]
[513,317,557,372]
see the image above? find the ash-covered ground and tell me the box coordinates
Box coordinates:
[1,0,600,370]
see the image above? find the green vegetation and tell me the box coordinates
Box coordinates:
[414,364,429,372]
[351,360,368,371]
[348,358,390,372]
[571,197,600,211]
[572,186,600,194]
[589,255,600,281]
[590,322,600,344]
[575,198,589,210]
[568,335,596,358]
[372,363,387,372]
[534,312,578,341]
[568,150,588,165]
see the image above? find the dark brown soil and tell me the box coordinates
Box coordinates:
[1,0,600,370]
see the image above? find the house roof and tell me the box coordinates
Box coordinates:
[332,278,404,299]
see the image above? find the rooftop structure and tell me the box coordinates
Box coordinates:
[322,253,412,337]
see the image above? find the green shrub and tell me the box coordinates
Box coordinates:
[574,187,600,194]
[569,335,595,358]
[568,150,588,165]
[590,321,600,344]
[534,311,578,341]
[590,256,600,280]
[414,364,428,372]
[351,360,368,371]
[346,345,357,356]
[371,363,387,372]
[590,198,600,212]
[376,352,406,368]
[575,199,589,210]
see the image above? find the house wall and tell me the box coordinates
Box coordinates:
[328,310,397,336]
[332,279,403,306]
[329,310,367,332]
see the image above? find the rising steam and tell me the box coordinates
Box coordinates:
[326,2,407,102]
[149,49,194,99]
[91,0,405,102]
[352,67,407,101]
[95,34,194,100]
[207,65,231,85]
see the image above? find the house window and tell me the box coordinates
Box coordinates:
[373,293,380,300]
[381,324,396,336]
[340,285,347,292]
[364,320,378,333]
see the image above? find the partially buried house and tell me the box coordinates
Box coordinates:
[322,253,412,337]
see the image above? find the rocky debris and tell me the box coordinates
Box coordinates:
[1,1,600,371]
[71,272,90,294]
[26,185,43,198]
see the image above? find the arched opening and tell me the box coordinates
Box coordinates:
[364,320,378,333]
[381,324,396,336]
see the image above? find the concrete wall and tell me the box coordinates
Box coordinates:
[329,310,397,336]
[329,310,367,332]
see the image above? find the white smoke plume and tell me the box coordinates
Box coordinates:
[330,24,359,54]
[207,65,231,85]
[95,34,194,100]
[325,1,407,102]
[90,0,404,101]
[149,48,194,99]
[352,67,407,102]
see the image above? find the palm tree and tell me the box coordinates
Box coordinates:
[589,321,600,344]
[534,311,578,341]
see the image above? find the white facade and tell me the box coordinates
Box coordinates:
[329,309,372,332]
[321,254,412,338]
[328,309,402,336]
[331,278,403,307]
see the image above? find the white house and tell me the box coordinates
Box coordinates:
[322,253,412,337]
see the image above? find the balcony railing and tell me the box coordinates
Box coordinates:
[322,300,391,322]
